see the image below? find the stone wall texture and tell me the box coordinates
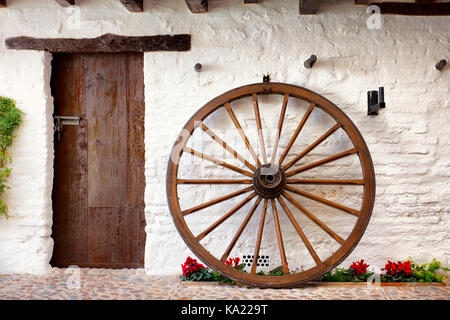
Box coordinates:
[0,0,448,275]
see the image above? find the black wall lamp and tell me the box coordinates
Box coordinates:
[367,87,386,116]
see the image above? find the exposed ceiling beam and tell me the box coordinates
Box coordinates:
[185,0,208,13]
[367,2,450,15]
[55,0,75,7]
[120,0,143,12]
[0,0,7,7]
[300,0,319,14]
[5,33,191,53]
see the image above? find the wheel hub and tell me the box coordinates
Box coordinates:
[253,164,287,198]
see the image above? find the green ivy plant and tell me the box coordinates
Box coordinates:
[0,97,23,218]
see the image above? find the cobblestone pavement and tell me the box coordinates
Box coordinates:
[0,268,448,300]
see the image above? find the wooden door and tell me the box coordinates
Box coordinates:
[50,53,146,268]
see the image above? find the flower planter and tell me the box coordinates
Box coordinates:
[308,281,446,287]
[180,280,245,287]
[180,280,446,287]
[179,257,449,288]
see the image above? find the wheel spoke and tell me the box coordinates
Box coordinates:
[271,94,289,164]
[225,103,261,166]
[220,197,263,262]
[271,198,289,274]
[182,186,254,216]
[200,122,256,171]
[285,185,360,217]
[183,147,253,177]
[277,196,322,265]
[287,178,364,185]
[251,199,268,274]
[282,191,345,245]
[253,94,268,164]
[286,148,358,177]
[278,103,315,166]
[196,192,257,241]
[178,179,253,184]
[283,122,341,171]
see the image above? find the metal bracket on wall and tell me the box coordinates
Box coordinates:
[367,87,386,116]
[435,59,447,71]
[54,115,81,141]
[304,54,318,69]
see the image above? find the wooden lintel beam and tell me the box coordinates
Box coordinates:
[367,2,450,15]
[185,0,208,13]
[5,33,191,53]
[120,0,143,12]
[300,0,319,14]
[55,0,75,7]
[0,0,7,8]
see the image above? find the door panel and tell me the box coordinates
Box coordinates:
[86,54,126,208]
[51,53,146,268]
[51,54,89,266]
[125,54,146,208]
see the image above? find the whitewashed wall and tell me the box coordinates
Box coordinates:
[0,0,448,275]
[0,51,54,274]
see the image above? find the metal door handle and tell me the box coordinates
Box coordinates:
[54,116,81,141]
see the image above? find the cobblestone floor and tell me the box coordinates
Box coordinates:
[0,268,448,300]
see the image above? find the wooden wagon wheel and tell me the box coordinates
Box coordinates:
[167,82,375,288]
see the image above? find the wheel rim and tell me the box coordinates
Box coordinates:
[167,82,376,288]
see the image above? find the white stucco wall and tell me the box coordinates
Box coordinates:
[0,50,54,274]
[0,0,448,275]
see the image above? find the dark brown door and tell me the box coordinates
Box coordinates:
[50,53,146,268]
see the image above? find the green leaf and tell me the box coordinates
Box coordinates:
[0,96,23,218]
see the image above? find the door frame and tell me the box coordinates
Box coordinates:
[4,33,192,271]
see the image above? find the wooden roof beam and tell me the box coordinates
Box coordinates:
[120,0,143,12]
[358,1,450,16]
[55,0,75,7]
[185,0,208,13]
[5,33,191,53]
[300,0,319,14]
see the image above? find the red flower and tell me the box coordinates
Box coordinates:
[225,257,241,268]
[383,260,412,276]
[181,256,207,277]
[350,259,369,275]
